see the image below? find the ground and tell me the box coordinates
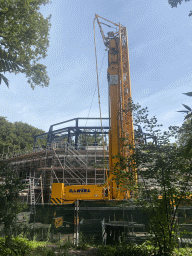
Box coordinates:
[67,247,100,255]
[46,244,100,255]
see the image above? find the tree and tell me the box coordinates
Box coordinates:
[177,92,192,123]
[0,0,51,89]
[0,48,22,87]
[0,162,27,238]
[168,0,192,16]
[177,92,192,156]
[177,118,191,145]
[0,116,46,154]
[113,102,192,255]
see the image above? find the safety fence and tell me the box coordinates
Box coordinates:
[0,201,192,247]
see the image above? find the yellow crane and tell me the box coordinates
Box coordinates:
[50,14,135,204]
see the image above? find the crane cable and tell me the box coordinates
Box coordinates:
[85,50,106,127]
[93,19,108,181]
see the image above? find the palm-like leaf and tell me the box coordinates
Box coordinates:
[182,104,192,111]
[183,92,192,97]
[0,74,9,88]
[178,103,192,121]
[177,110,189,113]
[0,48,22,87]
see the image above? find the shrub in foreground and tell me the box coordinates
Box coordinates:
[97,243,192,256]
[0,236,55,256]
[0,236,31,255]
[97,243,155,256]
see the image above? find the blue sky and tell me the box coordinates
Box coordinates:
[1,0,192,136]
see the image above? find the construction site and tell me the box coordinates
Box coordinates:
[1,14,191,247]
[0,13,140,207]
[1,117,110,205]
[0,14,153,245]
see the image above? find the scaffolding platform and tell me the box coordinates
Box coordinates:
[0,142,109,205]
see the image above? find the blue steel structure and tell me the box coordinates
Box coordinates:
[33,117,157,149]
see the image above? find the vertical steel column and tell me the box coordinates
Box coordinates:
[68,128,71,144]
[75,119,79,149]
[94,130,97,145]
[74,200,79,246]
[63,155,65,184]
[40,175,44,204]
[86,148,88,185]
[95,147,96,185]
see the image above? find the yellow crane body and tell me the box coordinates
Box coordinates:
[51,183,108,205]
[50,14,135,205]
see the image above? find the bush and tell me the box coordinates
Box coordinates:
[60,240,75,250]
[97,244,192,256]
[30,246,55,256]
[0,236,55,256]
[0,236,31,255]
[173,248,192,256]
[97,243,154,256]
[76,243,88,250]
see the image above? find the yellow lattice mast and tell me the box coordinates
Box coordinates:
[50,15,136,205]
[94,14,135,199]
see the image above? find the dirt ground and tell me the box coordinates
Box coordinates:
[47,245,100,256]
[67,247,100,255]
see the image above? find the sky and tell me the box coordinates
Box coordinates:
[1,0,192,138]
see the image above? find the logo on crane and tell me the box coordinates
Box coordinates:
[69,189,91,193]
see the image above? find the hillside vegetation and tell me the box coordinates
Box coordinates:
[0,117,45,154]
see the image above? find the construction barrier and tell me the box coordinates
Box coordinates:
[0,201,192,247]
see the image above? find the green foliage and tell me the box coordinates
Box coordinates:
[0,162,28,237]
[97,243,155,256]
[168,0,192,16]
[168,0,191,8]
[97,244,192,256]
[177,92,192,156]
[0,236,31,255]
[0,116,45,154]
[30,246,55,256]
[0,48,23,87]
[0,47,21,73]
[177,118,192,155]
[0,0,51,88]
[59,240,75,250]
[113,101,192,255]
[76,243,88,250]
[0,236,56,256]
[174,248,192,255]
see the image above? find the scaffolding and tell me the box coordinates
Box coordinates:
[0,117,156,208]
[1,141,109,205]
